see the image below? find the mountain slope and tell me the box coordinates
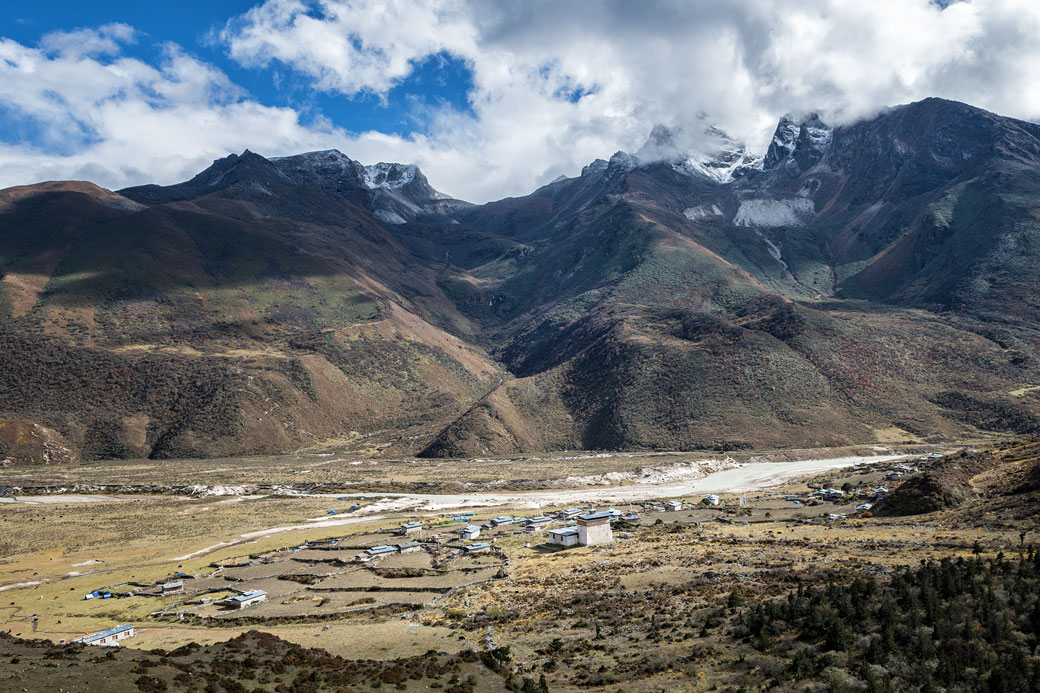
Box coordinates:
[3,97,1040,462]
[0,176,501,460]
[421,99,1040,456]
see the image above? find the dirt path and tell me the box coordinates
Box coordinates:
[239,514,386,540]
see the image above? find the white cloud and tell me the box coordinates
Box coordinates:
[0,36,352,191]
[38,23,136,58]
[3,1,1040,203]
[217,0,1040,201]
[224,0,476,96]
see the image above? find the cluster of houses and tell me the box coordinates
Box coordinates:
[469,508,636,548]
[884,463,920,481]
[379,505,655,553]
[549,510,614,547]
[804,484,889,509]
[810,488,848,502]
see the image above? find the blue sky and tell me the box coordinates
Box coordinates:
[1,1,475,140]
[0,1,1038,202]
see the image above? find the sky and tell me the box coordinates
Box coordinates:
[2,0,1040,203]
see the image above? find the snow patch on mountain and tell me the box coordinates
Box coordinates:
[683,204,724,222]
[271,149,357,173]
[363,162,417,190]
[635,119,762,183]
[734,198,815,227]
[675,150,763,183]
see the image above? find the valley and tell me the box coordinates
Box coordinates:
[3,96,1040,691]
[1,440,1038,691]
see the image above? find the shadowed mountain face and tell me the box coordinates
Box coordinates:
[2,98,1040,462]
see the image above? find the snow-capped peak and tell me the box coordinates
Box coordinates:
[270,149,357,171]
[362,162,418,191]
[763,113,832,172]
[674,146,763,184]
[634,118,762,183]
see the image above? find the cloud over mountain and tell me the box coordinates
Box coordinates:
[2,0,1040,202]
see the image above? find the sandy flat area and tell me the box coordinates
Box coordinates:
[297,454,906,511]
[10,494,144,503]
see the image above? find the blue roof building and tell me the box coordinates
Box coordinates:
[74,624,135,646]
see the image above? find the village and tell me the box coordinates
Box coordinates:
[54,454,950,649]
[4,443,1036,692]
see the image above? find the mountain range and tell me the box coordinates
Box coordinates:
[2,97,1040,463]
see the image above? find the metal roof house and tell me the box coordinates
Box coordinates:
[396,541,422,553]
[457,525,481,540]
[524,516,553,530]
[547,527,579,547]
[161,581,183,593]
[366,545,397,556]
[73,624,135,646]
[576,511,613,546]
[556,508,582,520]
[398,522,423,535]
[463,542,492,554]
[225,590,267,610]
[490,516,515,526]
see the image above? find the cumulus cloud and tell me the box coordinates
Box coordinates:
[0,35,350,191]
[3,0,1040,202]
[216,0,1040,201]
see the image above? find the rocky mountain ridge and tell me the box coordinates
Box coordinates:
[2,97,1040,462]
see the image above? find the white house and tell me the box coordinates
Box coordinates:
[463,542,492,554]
[161,581,183,594]
[74,624,135,646]
[398,522,423,535]
[457,525,481,540]
[225,590,267,610]
[666,500,685,511]
[396,541,422,553]
[576,511,613,546]
[547,527,579,547]
[700,495,719,507]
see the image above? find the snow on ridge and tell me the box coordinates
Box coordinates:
[674,150,763,184]
[270,149,354,167]
[683,204,723,222]
[363,162,418,191]
[734,198,815,227]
